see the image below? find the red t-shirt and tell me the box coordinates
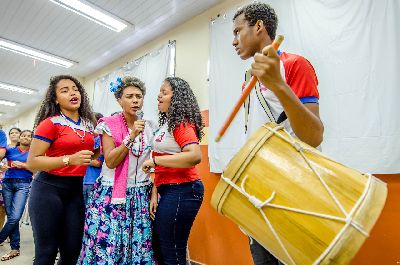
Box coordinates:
[34,115,95,176]
[243,52,320,101]
[279,51,319,101]
[152,123,200,187]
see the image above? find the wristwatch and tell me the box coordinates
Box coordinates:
[62,156,70,166]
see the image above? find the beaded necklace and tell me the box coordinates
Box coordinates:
[121,113,144,157]
[60,112,86,143]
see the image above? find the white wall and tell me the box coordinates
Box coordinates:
[2,105,39,130]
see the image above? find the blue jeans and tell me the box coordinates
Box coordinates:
[82,184,94,205]
[0,178,31,250]
[154,180,204,265]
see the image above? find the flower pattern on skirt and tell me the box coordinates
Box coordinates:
[77,179,155,265]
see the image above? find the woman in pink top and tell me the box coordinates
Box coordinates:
[78,76,158,265]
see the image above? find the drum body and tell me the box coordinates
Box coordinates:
[211,123,387,265]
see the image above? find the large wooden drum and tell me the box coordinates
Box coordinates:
[211,123,387,265]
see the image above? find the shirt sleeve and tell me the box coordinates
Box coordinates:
[34,118,57,143]
[0,130,7,149]
[95,121,112,137]
[173,123,199,149]
[282,54,319,104]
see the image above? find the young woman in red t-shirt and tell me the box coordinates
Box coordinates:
[142,77,204,264]
[27,75,98,265]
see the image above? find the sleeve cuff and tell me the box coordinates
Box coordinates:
[300,96,319,104]
[34,135,53,143]
[181,142,199,150]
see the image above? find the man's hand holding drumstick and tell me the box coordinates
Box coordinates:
[251,40,324,147]
[251,44,286,94]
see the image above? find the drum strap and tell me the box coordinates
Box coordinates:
[243,69,287,133]
[243,70,251,133]
[255,82,276,123]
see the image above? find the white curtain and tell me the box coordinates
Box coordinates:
[93,42,175,122]
[209,0,400,174]
[209,11,249,173]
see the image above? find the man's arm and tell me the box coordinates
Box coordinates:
[252,46,323,147]
[273,85,323,147]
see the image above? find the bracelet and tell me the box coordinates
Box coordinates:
[123,138,134,149]
[153,156,158,166]
[124,135,135,142]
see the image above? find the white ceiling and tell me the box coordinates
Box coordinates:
[0,0,225,124]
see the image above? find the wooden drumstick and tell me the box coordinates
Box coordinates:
[215,35,284,142]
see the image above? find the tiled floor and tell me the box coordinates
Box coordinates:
[0,224,202,265]
[0,224,35,265]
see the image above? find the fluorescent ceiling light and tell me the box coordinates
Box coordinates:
[0,99,17,107]
[0,38,74,68]
[49,0,128,32]
[0,82,36,95]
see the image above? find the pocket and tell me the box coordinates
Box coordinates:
[192,180,204,200]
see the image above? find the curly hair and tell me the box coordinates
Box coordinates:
[113,76,146,99]
[233,2,278,40]
[34,75,96,128]
[94,112,104,122]
[159,77,204,141]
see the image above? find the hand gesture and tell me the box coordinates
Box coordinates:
[142,159,154,174]
[251,45,285,92]
[11,161,26,169]
[149,189,158,220]
[130,120,145,139]
[0,164,8,172]
[69,150,94,166]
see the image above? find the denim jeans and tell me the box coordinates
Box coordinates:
[249,237,283,265]
[155,180,204,265]
[82,184,94,205]
[0,178,31,250]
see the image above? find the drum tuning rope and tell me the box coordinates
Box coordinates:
[220,124,373,264]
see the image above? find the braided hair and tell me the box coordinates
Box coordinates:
[159,77,204,141]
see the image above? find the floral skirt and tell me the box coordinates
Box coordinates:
[77,180,155,265]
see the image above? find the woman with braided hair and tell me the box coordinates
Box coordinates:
[142,77,204,265]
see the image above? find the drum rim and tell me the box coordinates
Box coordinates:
[211,122,280,212]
